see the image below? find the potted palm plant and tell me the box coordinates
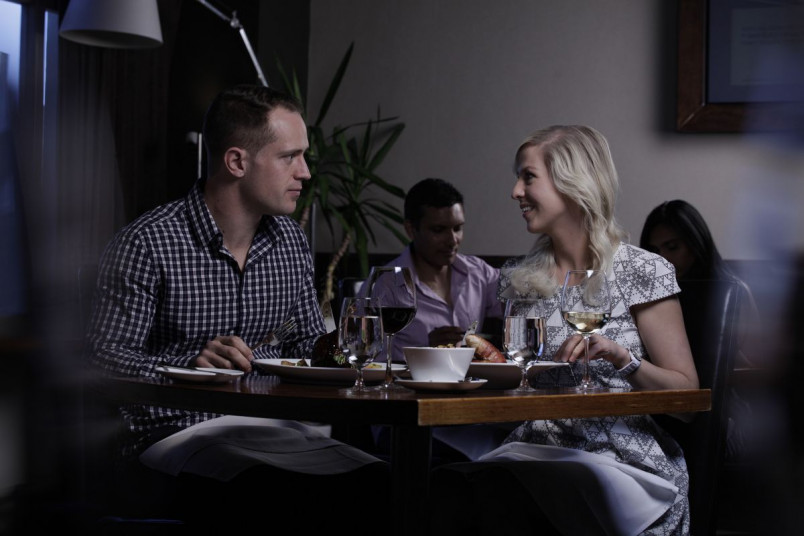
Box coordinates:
[278,43,408,303]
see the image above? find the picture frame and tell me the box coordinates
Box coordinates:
[676,0,801,133]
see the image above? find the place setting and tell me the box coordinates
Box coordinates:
[252,297,407,386]
[252,358,407,386]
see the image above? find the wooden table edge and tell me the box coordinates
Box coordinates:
[415,388,712,425]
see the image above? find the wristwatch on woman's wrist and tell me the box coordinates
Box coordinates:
[617,351,641,376]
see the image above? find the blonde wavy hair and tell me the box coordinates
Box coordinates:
[505,125,628,297]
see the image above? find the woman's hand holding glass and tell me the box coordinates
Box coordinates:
[559,270,612,392]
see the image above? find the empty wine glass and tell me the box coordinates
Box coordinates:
[503,298,545,392]
[338,297,384,395]
[364,266,417,391]
[559,270,612,392]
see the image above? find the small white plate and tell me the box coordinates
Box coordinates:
[396,378,487,392]
[253,358,406,385]
[155,366,244,383]
[468,361,569,389]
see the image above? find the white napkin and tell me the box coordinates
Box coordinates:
[432,423,519,461]
[479,442,681,536]
[140,416,383,482]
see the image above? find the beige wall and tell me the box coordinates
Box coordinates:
[307,0,803,261]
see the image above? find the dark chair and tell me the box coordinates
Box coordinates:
[655,278,743,536]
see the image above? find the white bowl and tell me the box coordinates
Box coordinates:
[402,347,475,383]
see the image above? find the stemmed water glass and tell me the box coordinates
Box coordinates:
[338,297,384,395]
[503,298,545,392]
[559,270,612,393]
[364,266,417,391]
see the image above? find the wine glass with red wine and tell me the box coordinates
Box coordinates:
[364,266,417,391]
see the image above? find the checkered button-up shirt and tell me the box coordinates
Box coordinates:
[87,179,325,455]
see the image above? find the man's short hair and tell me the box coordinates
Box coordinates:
[404,178,464,228]
[202,84,304,162]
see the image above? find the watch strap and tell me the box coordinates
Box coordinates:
[617,351,641,376]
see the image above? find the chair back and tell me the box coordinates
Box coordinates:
[659,278,743,535]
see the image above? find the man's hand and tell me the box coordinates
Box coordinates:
[428,326,465,347]
[194,335,254,372]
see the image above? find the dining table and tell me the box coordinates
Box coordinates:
[92,369,711,536]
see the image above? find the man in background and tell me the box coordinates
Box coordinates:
[370,178,507,462]
[379,177,502,361]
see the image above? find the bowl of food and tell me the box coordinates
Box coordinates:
[402,346,475,382]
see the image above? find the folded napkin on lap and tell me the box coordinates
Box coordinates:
[140,416,383,481]
[479,443,681,536]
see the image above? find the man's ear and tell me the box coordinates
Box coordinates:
[223,147,247,177]
[403,220,416,240]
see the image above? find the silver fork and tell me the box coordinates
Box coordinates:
[251,318,297,352]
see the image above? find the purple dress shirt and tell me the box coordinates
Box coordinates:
[375,246,503,361]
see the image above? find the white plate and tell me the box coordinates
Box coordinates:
[468,361,569,389]
[253,358,406,385]
[396,379,487,392]
[155,366,244,383]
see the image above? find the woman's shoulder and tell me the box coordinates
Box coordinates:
[613,243,680,303]
[615,243,676,275]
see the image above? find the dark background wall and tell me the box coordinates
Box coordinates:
[164,0,311,205]
[130,0,313,216]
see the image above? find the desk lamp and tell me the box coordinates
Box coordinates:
[59,0,268,90]
[59,0,163,49]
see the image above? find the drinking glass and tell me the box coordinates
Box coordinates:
[503,298,545,392]
[338,297,384,395]
[559,270,612,392]
[364,266,417,391]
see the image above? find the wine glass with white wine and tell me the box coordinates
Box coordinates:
[559,270,612,393]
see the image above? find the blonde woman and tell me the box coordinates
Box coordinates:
[435,126,699,536]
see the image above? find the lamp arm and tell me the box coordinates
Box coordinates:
[195,0,269,87]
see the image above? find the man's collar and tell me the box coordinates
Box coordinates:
[186,178,281,255]
[406,244,468,275]
[186,178,220,248]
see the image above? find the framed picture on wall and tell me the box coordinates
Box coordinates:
[676,0,804,133]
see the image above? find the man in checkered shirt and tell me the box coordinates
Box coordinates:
[85,87,385,527]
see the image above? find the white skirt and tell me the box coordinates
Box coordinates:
[479,442,682,536]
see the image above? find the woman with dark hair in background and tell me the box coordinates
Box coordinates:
[640,199,759,465]
[640,200,738,282]
[640,199,759,367]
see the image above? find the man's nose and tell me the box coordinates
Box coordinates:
[298,156,311,180]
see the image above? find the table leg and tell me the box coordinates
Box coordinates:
[391,424,432,536]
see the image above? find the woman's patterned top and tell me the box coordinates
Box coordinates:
[498,243,691,535]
